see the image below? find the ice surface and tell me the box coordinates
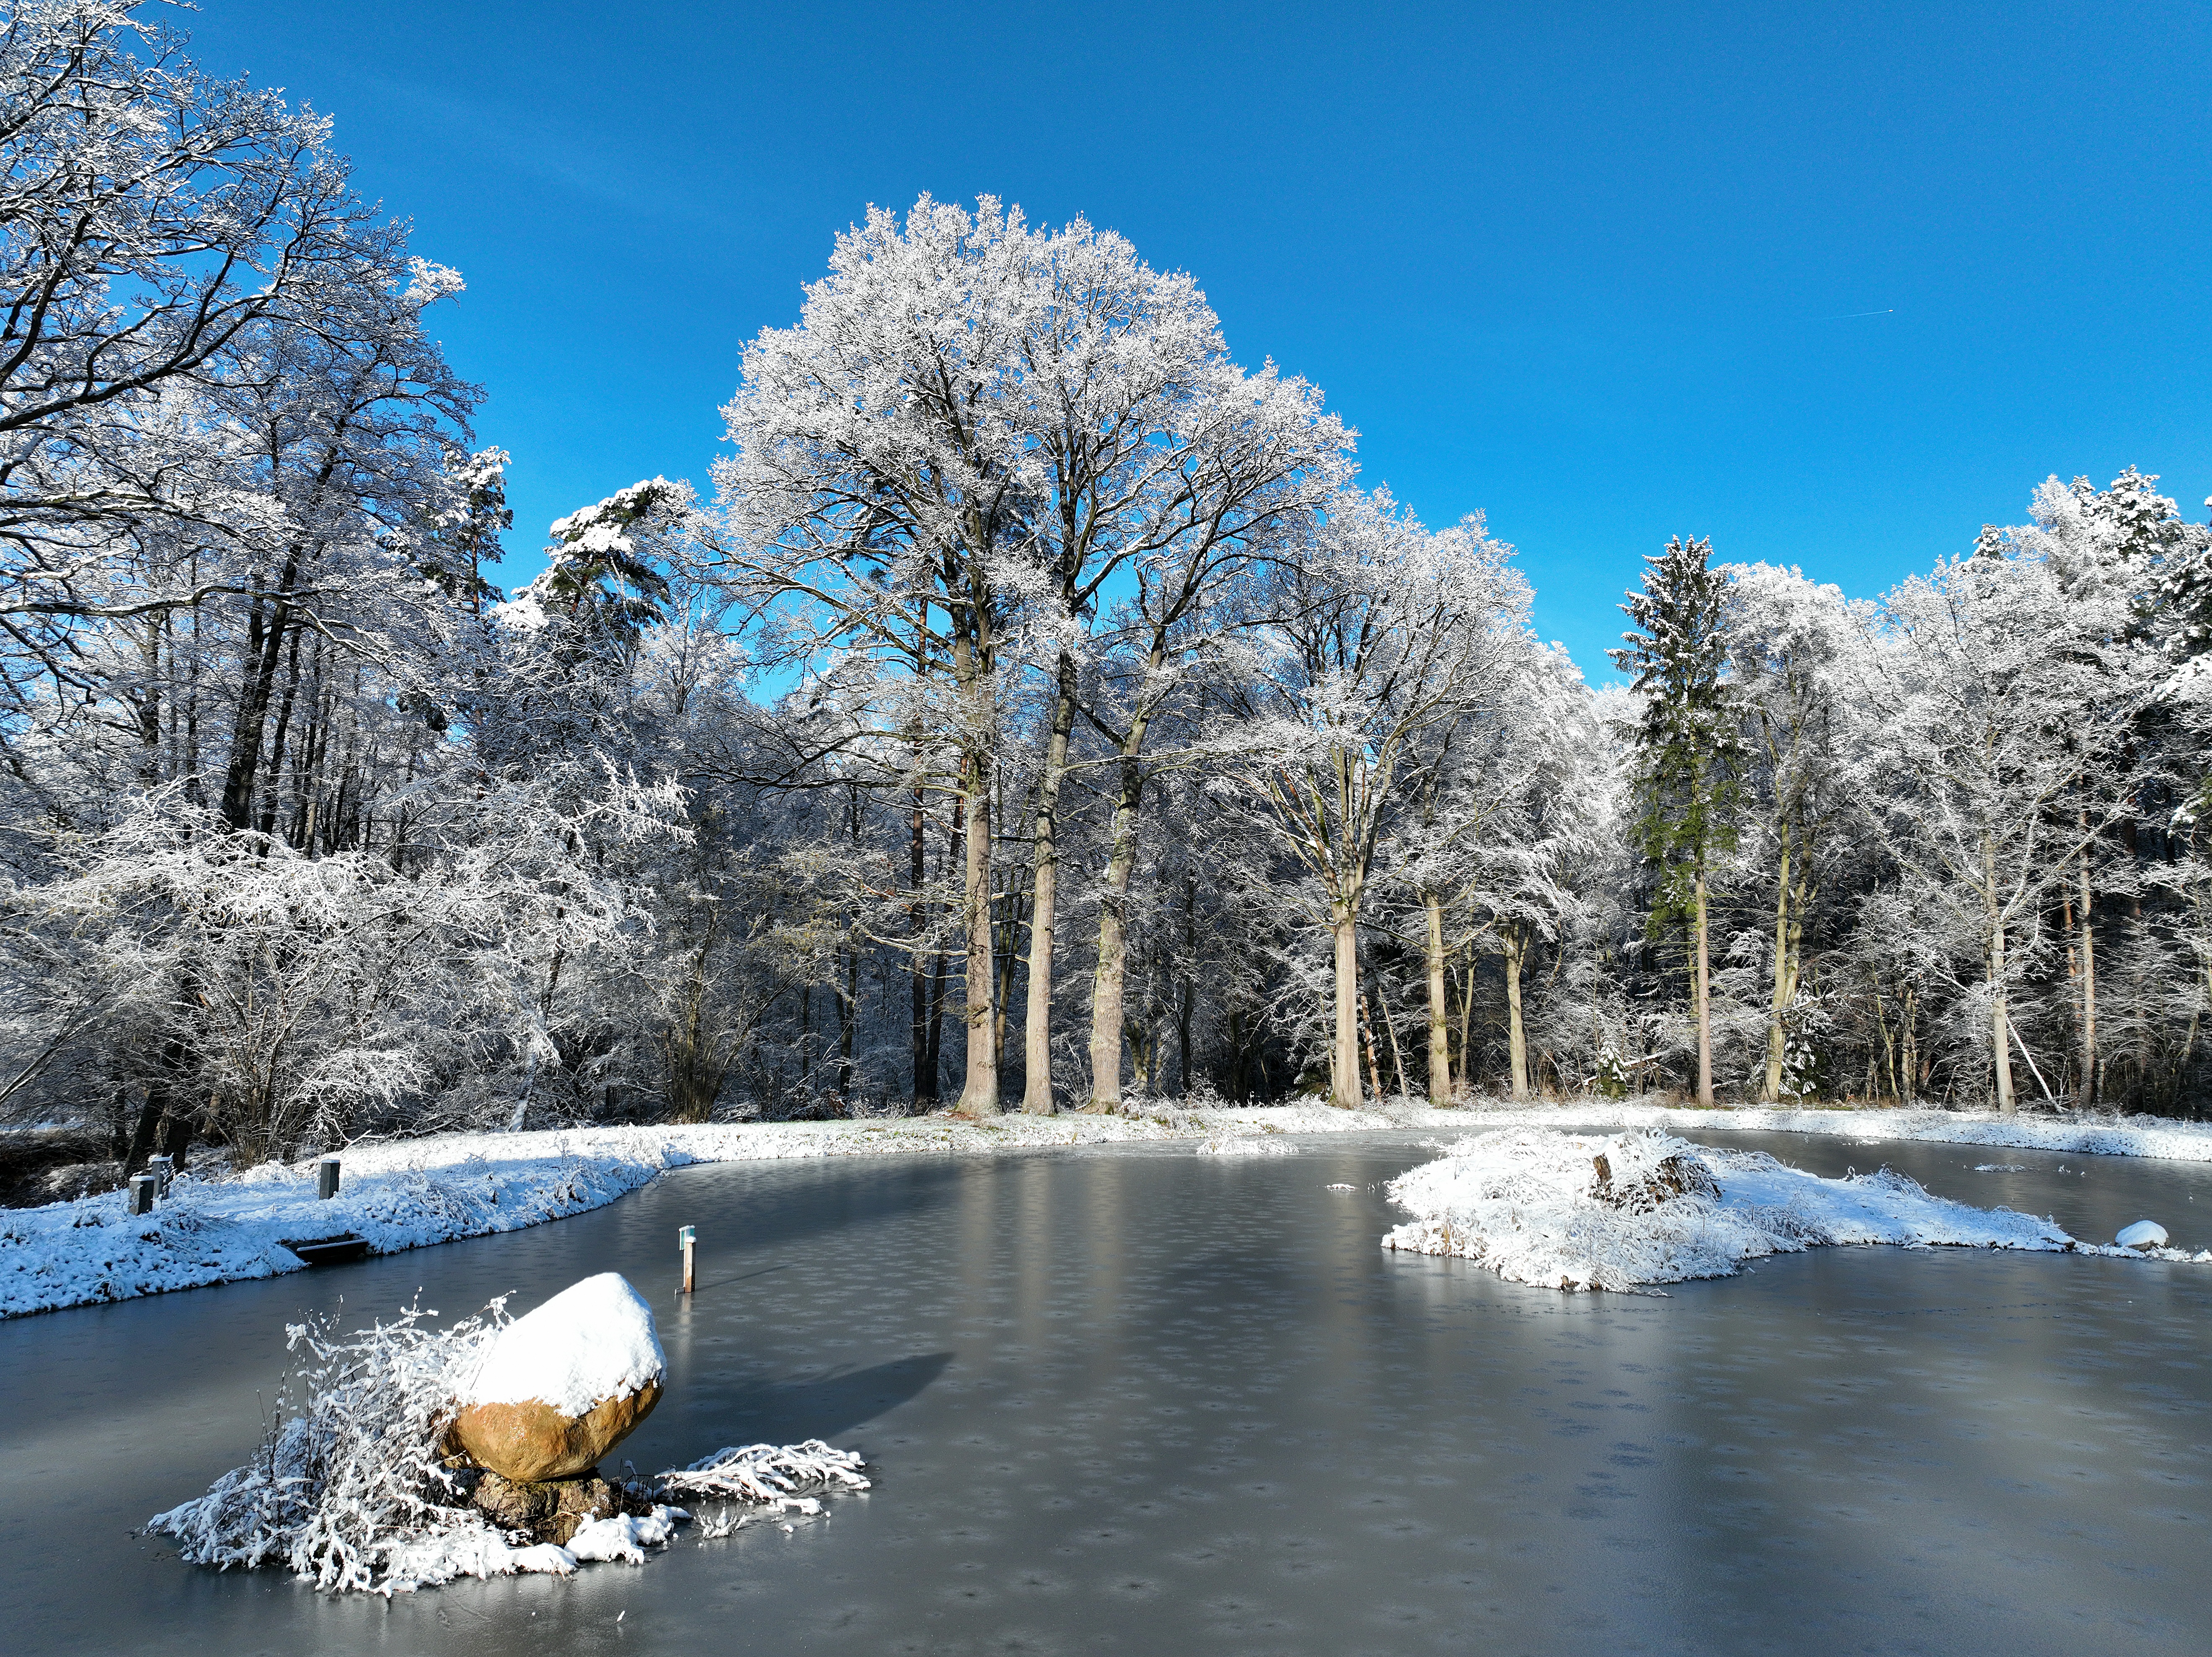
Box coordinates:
[460,1272,663,1414]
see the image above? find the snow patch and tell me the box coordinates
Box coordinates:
[566,1507,684,1564]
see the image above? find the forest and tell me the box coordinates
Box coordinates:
[6,1,2212,1193]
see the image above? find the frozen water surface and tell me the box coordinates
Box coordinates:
[3,1128,2209,1655]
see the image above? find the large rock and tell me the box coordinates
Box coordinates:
[449,1382,663,1484]
[447,1272,666,1483]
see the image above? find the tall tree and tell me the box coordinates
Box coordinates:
[1612,535,1740,1106]
[1230,491,1527,1108]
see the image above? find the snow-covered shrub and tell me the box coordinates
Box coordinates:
[147,1298,508,1591]
[147,1296,873,1593]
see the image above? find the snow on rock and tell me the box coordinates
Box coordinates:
[447,1273,666,1481]
[1382,1128,2087,1293]
[462,1273,664,1416]
[2116,1220,2169,1249]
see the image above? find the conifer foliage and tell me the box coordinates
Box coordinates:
[1610,536,1742,1105]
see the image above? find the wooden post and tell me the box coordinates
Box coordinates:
[129,1173,155,1216]
[679,1224,696,1295]
[317,1156,341,1200]
[150,1154,172,1200]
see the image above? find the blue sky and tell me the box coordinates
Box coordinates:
[186,0,2210,681]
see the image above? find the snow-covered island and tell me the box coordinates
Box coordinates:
[1384,1127,2212,1292]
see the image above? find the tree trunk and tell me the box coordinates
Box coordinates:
[1085,753,1145,1112]
[1693,868,1716,1106]
[1424,892,1452,1105]
[218,558,300,832]
[1021,653,1076,1113]
[953,748,1000,1116]
[1358,992,1385,1104]
[1177,868,1197,1096]
[1331,908,1362,1109]
[1502,924,1530,1101]
[910,787,935,1107]
[1761,832,1792,1102]
[1987,835,2016,1115]
[2078,811,2098,1106]
[1378,988,1411,1101]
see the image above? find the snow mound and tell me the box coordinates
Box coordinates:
[1196,1136,1300,1156]
[2116,1220,2169,1249]
[566,1507,684,1564]
[460,1272,663,1414]
[1382,1128,2087,1293]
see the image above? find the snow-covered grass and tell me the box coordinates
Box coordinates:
[13,1094,2212,1319]
[1383,1127,2212,1293]
[0,1100,1432,1319]
[145,1291,866,1595]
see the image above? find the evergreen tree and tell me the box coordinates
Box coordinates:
[1611,536,1741,1105]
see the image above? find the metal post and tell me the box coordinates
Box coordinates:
[128,1173,156,1216]
[150,1154,172,1201]
[317,1156,341,1200]
[679,1224,696,1295]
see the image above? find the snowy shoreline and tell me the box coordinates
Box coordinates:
[8,1097,2212,1319]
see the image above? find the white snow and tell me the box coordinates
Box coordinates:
[18,1095,2212,1319]
[1382,1128,2212,1293]
[1195,1135,1300,1156]
[565,1507,685,1564]
[658,1440,871,1509]
[2116,1220,2169,1249]
[460,1272,663,1415]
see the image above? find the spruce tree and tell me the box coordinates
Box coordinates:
[1611,535,1742,1105]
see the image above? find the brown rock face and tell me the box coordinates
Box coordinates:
[447,1380,662,1483]
[468,1471,650,1546]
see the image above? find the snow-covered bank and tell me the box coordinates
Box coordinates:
[1447,1100,2212,1164]
[12,1096,2212,1318]
[1384,1128,2212,1292]
[0,1101,1416,1319]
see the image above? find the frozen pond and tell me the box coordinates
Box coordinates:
[3,1128,2209,1655]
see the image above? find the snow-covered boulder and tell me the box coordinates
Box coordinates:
[2116,1220,2169,1249]
[447,1273,665,1482]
